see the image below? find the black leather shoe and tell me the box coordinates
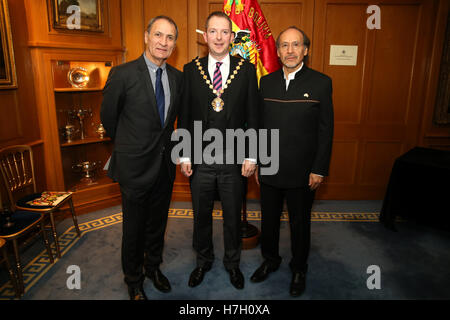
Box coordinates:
[250,262,278,283]
[228,268,244,289]
[188,266,211,287]
[128,285,148,300]
[290,272,306,297]
[146,268,171,293]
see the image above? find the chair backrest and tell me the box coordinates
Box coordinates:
[0,145,37,210]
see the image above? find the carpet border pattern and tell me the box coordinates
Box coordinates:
[0,210,380,299]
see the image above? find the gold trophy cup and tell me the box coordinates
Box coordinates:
[96,123,106,139]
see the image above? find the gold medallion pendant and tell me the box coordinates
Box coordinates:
[212,97,224,112]
[195,57,244,113]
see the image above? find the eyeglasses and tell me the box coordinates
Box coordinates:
[279,41,303,51]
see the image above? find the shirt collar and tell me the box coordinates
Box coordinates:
[143,53,166,72]
[208,53,230,68]
[284,62,304,81]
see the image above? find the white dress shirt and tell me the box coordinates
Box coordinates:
[207,53,230,89]
[284,62,303,91]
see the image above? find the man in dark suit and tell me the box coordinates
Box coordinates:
[251,26,334,297]
[100,16,183,300]
[177,11,258,290]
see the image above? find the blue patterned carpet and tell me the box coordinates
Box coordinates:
[1,202,449,300]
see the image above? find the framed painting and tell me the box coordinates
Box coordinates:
[50,0,104,32]
[0,0,17,89]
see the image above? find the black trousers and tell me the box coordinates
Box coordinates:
[120,163,173,288]
[190,164,244,270]
[260,181,315,273]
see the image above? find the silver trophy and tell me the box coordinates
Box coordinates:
[74,108,92,140]
[72,161,100,184]
[64,124,77,143]
[67,67,90,88]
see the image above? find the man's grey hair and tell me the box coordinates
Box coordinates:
[146,15,179,40]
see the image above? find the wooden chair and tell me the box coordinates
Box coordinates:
[0,190,54,297]
[0,145,81,259]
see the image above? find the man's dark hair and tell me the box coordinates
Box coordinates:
[146,15,179,40]
[275,26,310,50]
[205,11,232,31]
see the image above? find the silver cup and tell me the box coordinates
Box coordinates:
[65,124,76,143]
[72,161,101,184]
[74,108,92,140]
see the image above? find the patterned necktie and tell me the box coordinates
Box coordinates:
[155,67,165,126]
[213,62,223,92]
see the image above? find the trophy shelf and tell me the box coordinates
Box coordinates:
[61,136,111,148]
[54,88,103,92]
[50,58,120,212]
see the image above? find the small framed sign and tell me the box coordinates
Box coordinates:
[329,45,358,66]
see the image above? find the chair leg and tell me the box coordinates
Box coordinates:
[1,243,20,298]
[68,198,81,237]
[40,223,54,264]
[48,212,61,259]
[12,239,24,296]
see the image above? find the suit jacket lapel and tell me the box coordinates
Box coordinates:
[137,56,161,128]
[225,56,239,121]
[200,56,213,122]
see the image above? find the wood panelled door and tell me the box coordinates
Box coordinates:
[312,0,437,199]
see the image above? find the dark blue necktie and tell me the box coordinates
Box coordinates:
[155,67,165,126]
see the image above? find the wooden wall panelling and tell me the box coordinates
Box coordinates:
[361,0,436,193]
[313,0,365,199]
[0,0,47,205]
[24,0,122,50]
[121,0,196,67]
[28,48,63,190]
[142,0,190,70]
[260,0,314,61]
[359,141,405,186]
[121,0,145,62]
[0,0,41,147]
[0,92,22,142]
[419,0,450,149]
[118,0,446,200]
[197,0,222,57]
[314,0,439,199]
